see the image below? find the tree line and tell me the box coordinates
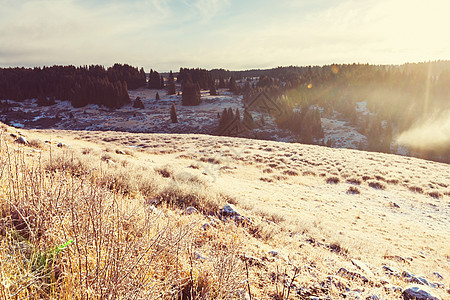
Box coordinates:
[0,64,146,108]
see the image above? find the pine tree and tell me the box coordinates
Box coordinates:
[182,81,201,106]
[156,92,160,100]
[219,77,226,88]
[148,69,162,89]
[167,71,176,95]
[243,109,255,129]
[218,107,236,133]
[170,103,178,123]
[160,75,165,88]
[133,96,144,109]
[210,80,217,96]
[235,108,241,122]
[229,76,238,94]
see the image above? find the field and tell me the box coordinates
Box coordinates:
[1,121,448,299]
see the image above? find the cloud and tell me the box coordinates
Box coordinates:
[0,0,449,70]
[0,0,174,67]
[182,0,230,23]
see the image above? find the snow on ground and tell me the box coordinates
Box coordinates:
[322,118,367,149]
[1,89,423,156]
[356,101,372,116]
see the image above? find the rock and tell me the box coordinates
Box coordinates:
[193,252,206,260]
[201,223,210,230]
[57,142,66,148]
[365,294,380,300]
[220,203,241,216]
[433,272,443,280]
[402,271,438,288]
[268,250,279,257]
[402,285,440,300]
[116,149,126,155]
[351,259,374,277]
[384,284,402,293]
[337,267,369,283]
[383,265,401,277]
[219,203,250,223]
[15,136,28,145]
[184,206,198,215]
[326,275,350,291]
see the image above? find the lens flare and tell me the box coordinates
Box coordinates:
[307,83,313,89]
[331,65,339,74]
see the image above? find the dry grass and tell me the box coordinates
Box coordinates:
[326,176,340,184]
[385,178,399,185]
[28,138,45,149]
[282,170,298,176]
[302,170,316,177]
[199,157,222,165]
[1,127,448,299]
[368,181,386,190]
[408,185,424,194]
[346,178,361,185]
[347,186,361,195]
[427,191,443,199]
[259,177,274,183]
[155,165,174,178]
[0,133,246,299]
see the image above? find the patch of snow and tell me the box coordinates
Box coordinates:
[10,122,24,128]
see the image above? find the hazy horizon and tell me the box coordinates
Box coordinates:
[1,0,449,72]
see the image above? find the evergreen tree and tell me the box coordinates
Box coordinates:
[170,102,178,123]
[235,108,241,122]
[218,107,236,133]
[210,80,217,96]
[167,71,176,95]
[178,68,212,89]
[148,69,163,89]
[160,75,165,88]
[156,92,160,100]
[243,109,255,129]
[182,81,201,106]
[133,96,144,109]
[219,77,226,88]
[229,76,238,94]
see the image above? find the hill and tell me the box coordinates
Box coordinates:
[0,123,449,299]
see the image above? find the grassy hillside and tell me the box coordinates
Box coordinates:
[0,123,448,299]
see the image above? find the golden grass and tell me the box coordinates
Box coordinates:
[1,126,449,299]
[0,132,245,299]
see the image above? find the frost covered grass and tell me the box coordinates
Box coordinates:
[1,124,449,299]
[0,131,246,299]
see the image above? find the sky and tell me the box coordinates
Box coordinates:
[1,0,449,71]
